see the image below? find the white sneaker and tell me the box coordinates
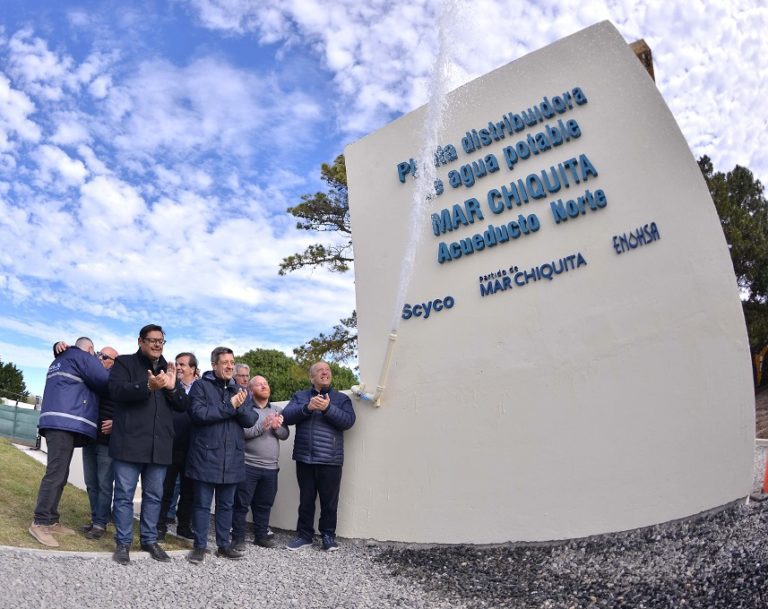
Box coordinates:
[29,524,59,547]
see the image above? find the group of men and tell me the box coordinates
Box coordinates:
[29,323,357,565]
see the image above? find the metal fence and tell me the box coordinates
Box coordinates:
[0,404,40,447]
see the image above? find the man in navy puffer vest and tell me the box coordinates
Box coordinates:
[282,361,355,552]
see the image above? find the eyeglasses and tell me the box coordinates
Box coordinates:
[96,352,114,361]
[142,338,166,346]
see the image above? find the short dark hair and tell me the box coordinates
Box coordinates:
[211,346,234,365]
[75,336,93,349]
[139,324,164,339]
[176,352,198,372]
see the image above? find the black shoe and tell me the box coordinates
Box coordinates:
[187,547,206,564]
[113,544,130,565]
[231,539,247,552]
[176,527,195,540]
[255,537,277,548]
[84,524,105,540]
[216,546,245,560]
[81,523,94,534]
[141,542,171,562]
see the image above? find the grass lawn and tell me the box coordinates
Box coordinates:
[0,437,190,552]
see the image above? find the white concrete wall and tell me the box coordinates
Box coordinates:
[336,21,754,543]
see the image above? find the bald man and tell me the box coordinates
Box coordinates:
[82,345,120,539]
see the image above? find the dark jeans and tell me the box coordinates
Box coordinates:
[34,429,76,525]
[232,465,278,541]
[191,480,237,550]
[158,460,193,532]
[82,442,114,527]
[295,462,342,540]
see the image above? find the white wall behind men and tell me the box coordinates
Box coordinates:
[337,20,754,543]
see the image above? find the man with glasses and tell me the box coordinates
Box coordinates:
[108,324,189,564]
[234,363,250,389]
[81,346,119,540]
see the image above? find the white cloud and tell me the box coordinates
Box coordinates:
[5,28,74,101]
[184,0,768,185]
[50,117,90,146]
[88,74,112,99]
[33,144,88,187]
[0,72,41,148]
[79,174,147,230]
[99,55,322,165]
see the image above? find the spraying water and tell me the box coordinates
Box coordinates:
[389,0,461,333]
[351,1,462,406]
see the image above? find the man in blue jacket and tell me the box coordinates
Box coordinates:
[185,346,257,564]
[30,337,109,548]
[282,361,356,552]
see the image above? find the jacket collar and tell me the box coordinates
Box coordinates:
[202,370,238,391]
[134,348,167,372]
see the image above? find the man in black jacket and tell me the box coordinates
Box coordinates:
[108,324,189,565]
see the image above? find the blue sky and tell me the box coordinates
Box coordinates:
[0,0,766,396]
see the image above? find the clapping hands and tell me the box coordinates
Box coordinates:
[230,388,247,409]
[308,394,330,412]
[147,362,177,391]
[262,413,284,430]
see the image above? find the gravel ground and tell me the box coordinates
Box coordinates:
[3,445,767,609]
[377,501,768,609]
[2,501,767,609]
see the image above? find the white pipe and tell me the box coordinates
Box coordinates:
[350,331,398,407]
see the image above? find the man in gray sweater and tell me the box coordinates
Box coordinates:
[231,375,289,549]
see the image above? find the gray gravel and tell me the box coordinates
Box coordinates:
[377,501,768,609]
[0,526,458,609]
[2,501,768,609]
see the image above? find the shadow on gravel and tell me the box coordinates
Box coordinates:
[374,502,768,609]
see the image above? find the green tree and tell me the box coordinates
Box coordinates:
[279,154,357,364]
[699,156,768,352]
[279,154,352,275]
[236,348,357,402]
[0,359,29,402]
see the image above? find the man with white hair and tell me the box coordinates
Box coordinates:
[30,337,110,547]
[282,361,356,552]
[234,363,250,389]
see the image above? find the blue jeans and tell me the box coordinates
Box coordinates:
[232,465,278,541]
[82,443,114,527]
[112,460,166,546]
[192,480,236,550]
